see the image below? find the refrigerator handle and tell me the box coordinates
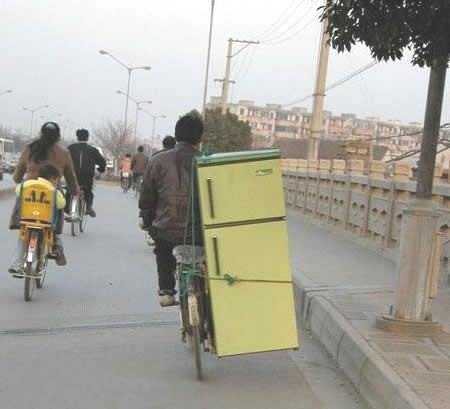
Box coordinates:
[207,178,215,219]
[212,236,221,276]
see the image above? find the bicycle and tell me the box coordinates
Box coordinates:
[121,172,131,193]
[69,189,87,237]
[174,246,211,381]
[133,174,143,198]
[16,181,58,301]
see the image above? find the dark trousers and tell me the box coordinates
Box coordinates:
[154,238,177,295]
[80,179,94,208]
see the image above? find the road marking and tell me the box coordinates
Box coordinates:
[0,319,179,337]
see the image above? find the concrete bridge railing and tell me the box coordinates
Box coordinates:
[282,159,450,257]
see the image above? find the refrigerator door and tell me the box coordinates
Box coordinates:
[203,220,291,282]
[208,280,299,357]
[197,159,286,226]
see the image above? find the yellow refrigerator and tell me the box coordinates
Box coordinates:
[196,149,299,357]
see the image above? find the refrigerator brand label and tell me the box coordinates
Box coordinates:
[256,168,273,177]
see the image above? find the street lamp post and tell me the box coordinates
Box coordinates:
[23,105,49,138]
[151,114,166,155]
[140,109,166,154]
[116,90,152,149]
[99,50,151,136]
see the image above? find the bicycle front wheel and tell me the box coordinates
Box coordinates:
[36,257,48,289]
[192,325,203,381]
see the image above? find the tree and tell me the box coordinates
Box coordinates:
[202,108,252,153]
[92,121,134,162]
[321,1,450,323]
[321,0,449,198]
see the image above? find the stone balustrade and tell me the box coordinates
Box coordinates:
[281,159,450,256]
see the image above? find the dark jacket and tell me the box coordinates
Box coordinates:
[68,142,106,184]
[131,152,148,174]
[139,142,201,244]
[14,143,79,194]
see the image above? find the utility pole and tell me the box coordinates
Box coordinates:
[308,17,331,160]
[202,0,216,116]
[216,38,259,115]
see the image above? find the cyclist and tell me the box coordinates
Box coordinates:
[10,122,79,269]
[152,135,176,157]
[131,146,148,191]
[120,153,133,191]
[68,129,106,217]
[9,164,67,276]
[139,113,204,307]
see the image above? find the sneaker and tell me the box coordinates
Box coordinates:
[54,247,67,266]
[8,266,24,278]
[159,294,177,307]
[86,208,96,218]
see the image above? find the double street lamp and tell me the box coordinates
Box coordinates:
[23,105,49,138]
[0,89,13,97]
[99,50,151,135]
[116,90,152,149]
[139,109,166,154]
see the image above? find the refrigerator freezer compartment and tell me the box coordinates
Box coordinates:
[197,159,286,226]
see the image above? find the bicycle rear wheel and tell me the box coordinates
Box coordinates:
[121,178,129,193]
[24,232,40,302]
[79,197,87,233]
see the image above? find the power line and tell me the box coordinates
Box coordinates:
[239,46,257,82]
[262,16,317,46]
[386,141,450,164]
[283,60,379,107]
[261,2,316,45]
[326,61,378,92]
[347,123,450,144]
[257,0,306,42]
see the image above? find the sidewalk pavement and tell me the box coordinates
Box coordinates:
[287,209,450,409]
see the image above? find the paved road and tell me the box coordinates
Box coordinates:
[0,184,366,409]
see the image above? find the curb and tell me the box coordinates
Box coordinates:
[298,286,428,409]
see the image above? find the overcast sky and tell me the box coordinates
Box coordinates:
[1,0,449,140]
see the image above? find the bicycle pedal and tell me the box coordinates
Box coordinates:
[160,300,180,308]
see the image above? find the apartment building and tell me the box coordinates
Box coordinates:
[207,98,428,159]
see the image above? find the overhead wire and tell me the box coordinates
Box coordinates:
[257,0,307,42]
[230,47,252,102]
[283,60,379,108]
[261,2,317,45]
[348,123,449,144]
[262,16,317,46]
